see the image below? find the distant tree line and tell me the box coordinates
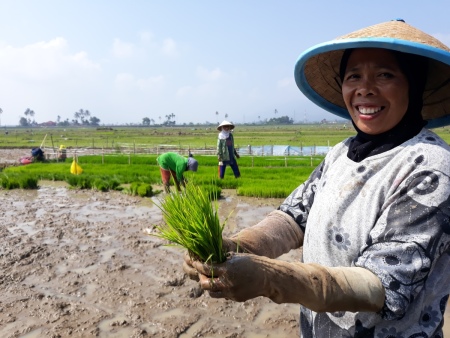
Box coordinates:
[266,115,294,125]
[18,108,101,127]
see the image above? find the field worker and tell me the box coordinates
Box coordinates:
[216,120,240,179]
[184,19,450,337]
[156,152,198,193]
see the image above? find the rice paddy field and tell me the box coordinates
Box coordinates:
[2,123,450,198]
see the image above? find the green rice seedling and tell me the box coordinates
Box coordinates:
[199,184,221,200]
[126,182,153,197]
[93,178,110,192]
[18,176,39,189]
[136,183,153,197]
[65,175,93,189]
[0,174,19,189]
[153,182,227,264]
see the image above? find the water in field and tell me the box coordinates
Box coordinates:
[238,145,331,156]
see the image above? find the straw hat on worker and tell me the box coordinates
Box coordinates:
[294,18,450,128]
[217,120,235,131]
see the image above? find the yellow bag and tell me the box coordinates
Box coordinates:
[70,159,83,175]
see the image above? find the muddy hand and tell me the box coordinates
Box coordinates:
[193,253,268,302]
[182,251,200,281]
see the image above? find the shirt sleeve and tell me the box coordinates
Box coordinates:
[217,138,224,160]
[355,168,450,320]
[278,160,325,232]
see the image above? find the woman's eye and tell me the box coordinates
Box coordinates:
[345,73,359,81]
[379,72,394,78]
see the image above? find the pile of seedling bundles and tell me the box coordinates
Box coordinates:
[153,183,227,264]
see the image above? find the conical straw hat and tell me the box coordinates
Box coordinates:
[294,19,450,128]
[217,120,235,131]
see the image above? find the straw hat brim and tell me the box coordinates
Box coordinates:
[217,120,235,131]
[294,20,450,128]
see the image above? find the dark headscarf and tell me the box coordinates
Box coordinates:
[339,49,428,162]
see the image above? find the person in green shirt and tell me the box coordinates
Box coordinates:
[156,152,198,193]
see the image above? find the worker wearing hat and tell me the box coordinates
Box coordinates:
[185,19,450,337]
[216,120,241,179]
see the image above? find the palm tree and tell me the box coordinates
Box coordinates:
[24,108,35,125]
[0,107,2,126]
[216,111,219,123]
[225,113,228,120]
[74,110,81,124]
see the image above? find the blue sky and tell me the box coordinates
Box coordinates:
[1,1,449,126]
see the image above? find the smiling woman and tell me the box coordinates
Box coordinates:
[184,19,450,338]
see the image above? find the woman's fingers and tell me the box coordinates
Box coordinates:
[182,252,199,281]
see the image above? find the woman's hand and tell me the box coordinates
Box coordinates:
[183,238,238,281]
[183,251,200,281]
[192,253,268,302]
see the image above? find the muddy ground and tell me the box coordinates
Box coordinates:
[0,149,449,338]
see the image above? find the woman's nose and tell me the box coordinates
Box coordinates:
[356,78,376,96]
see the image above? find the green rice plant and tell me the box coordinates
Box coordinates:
[92,177,122,192]
[0,175,19,189]
[65,175,93,189]
[199,184,222,200]
[92,178,110,192]
[136,183,153,197]
[18,176,39,189]
[127,182,153,197]
[0,173,38,189]
[153,182,227,263]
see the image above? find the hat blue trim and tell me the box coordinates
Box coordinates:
[294,37,450,127]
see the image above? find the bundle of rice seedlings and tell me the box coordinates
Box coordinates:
[153,183,227,264]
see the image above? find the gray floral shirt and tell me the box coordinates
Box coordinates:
[279,128,450,338]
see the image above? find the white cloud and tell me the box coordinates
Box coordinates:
[0,38,99,81]
[114,72,165,92]
[277,77,294,88]
[0,38,103,125]
[139,31,154,43]
[161,38,178,58]
[196,66,225,81]
[112,38,135,59]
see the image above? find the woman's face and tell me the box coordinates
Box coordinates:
[222,126,231,131]
[341,48,409,135]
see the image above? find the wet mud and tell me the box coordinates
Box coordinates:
[0,183,301,338]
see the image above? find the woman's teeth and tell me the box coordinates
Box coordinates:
[358,107,381,115]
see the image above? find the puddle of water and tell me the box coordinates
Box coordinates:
[16,328,42,338]
[56,262,99,275]
[7,221,40,236]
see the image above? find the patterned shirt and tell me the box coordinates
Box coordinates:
[279,128,450,337]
